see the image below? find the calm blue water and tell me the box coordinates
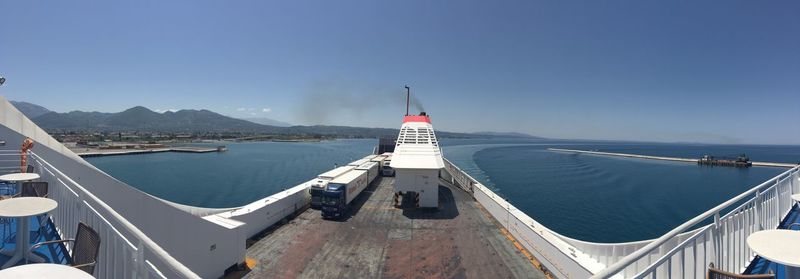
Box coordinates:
[86,140,374,208]
[86,138,800,242]
[440,139,798,242]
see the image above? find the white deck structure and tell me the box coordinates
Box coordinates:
[390,114,445,208]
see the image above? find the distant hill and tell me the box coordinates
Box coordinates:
[22,103,541,139]
[27,105,485,138]
[10,101,52,119]
[33,106,281,133]
[241,117,292,127]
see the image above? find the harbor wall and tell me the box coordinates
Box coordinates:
[548,148,798,169]
[0,97,243,278]
[211,181,312,239]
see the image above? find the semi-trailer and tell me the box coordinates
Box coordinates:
[321,169,369,219]
[347,155,377,167]
[370,155,387,167]
[309,165,355,209]
[355,161,379,183]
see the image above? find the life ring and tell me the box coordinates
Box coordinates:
[20,138,34,172]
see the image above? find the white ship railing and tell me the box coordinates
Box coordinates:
[443,158,601,278]
[1,96,243,278]
[592,166,800,278]
[0,151,200,278]
[444,157,800,278]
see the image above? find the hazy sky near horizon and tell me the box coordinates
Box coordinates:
[1,1,798,144]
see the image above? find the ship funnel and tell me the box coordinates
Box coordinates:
[404,85,410,116]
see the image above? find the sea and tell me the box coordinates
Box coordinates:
[85,138,799,243]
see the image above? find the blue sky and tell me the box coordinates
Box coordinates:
[1,1,798,144]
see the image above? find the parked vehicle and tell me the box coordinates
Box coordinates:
[321,170,368,219]
[309,165,354,209]
[381,160,395,177]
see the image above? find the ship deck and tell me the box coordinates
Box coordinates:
[239,176,547,279]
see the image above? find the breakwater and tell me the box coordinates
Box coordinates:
[75,146,225,157]
[547,148,797,168]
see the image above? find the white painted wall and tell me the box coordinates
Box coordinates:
[394,168,439,207]
[213,181,312,239]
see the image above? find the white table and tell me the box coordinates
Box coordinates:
[0,197,58,268]
[0,173,40,194]
[0,263,94,278]
[0,173,40,183]
[792,194,800,206]
[747,230,800,278]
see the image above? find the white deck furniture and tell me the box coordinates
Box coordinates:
[0,263,94,278]
[0,173,40,183]
[0,197,57,268]
[792,194,800,206]
[0,173,40,194]
[746,230,800,279]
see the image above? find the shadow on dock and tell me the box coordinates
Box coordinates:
[400,185,459,220]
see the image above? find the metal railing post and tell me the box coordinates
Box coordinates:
[712,212,721,269]
[755,190,762,230]
[136,241,147,279]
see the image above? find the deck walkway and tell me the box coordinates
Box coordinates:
[240,176,546,279]
[0,217,68,268]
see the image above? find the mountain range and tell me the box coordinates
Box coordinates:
[11,101,541,139]
[241,117,292,127]
[11,101,52,119]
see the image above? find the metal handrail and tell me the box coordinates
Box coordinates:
[31,152,201,278]
[591,166,799,278]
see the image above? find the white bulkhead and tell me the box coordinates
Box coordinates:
[390,113,444,208]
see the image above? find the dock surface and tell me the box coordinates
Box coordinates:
[241,176,546,279]
[548,148,797,168]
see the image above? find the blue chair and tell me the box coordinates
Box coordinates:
[0,217,10,250]
[710,263,774,278]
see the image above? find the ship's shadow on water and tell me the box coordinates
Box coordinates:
[401,185,459,220]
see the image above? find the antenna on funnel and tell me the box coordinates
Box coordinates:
[404,85,410,116]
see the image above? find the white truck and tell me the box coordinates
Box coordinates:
[355,161,379,184]
[320,169,369,219]
[347,154,377,167]
[309,165,354,209]
[381,160,395,177]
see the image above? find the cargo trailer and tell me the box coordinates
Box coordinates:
[355,161,379,183]
[309,165,355,209]
[321,169,368,219]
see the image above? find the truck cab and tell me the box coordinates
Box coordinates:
[321,184,346,219]
[381,161,395,176]
[309,179,328,209]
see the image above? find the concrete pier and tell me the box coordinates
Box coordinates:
[75,146,224,157]
[548,148,798,168]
